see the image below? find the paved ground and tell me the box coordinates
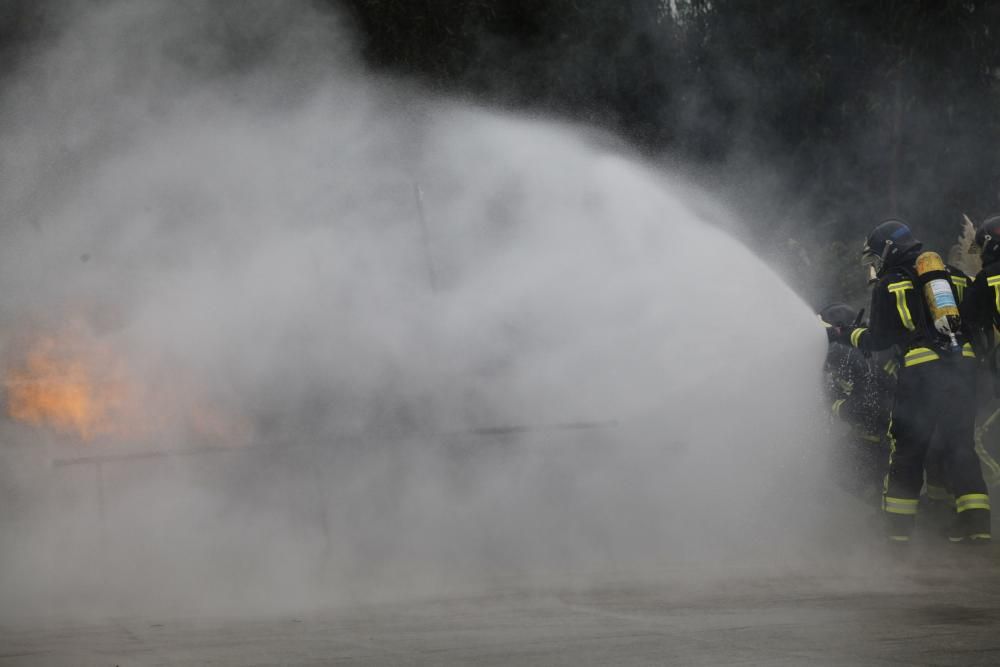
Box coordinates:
[3,548,1000,666]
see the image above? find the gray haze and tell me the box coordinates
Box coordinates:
[0,1,840,619]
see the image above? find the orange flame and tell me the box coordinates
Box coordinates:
[5,329,133,440]
[5,323,251,445]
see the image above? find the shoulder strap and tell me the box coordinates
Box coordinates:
[894,264,937,345]
[986,270,1000,332]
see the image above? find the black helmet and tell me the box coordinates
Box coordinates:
[862,219,922,276]
[974,214,1000,265]
[818,303,858,328]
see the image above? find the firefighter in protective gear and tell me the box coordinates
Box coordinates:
[962,215,1000,355]
[827,220,990,544]
[819,303,893,505]
[960,214,1000,487]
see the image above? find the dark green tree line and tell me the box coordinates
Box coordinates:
[0,0,997,304]
[338,0,1000,303]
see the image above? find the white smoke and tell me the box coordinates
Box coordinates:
[0,1,838,618]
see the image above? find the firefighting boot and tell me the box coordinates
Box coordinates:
[948,496,992,545]
[885,512,915,544]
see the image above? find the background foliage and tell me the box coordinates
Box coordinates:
[1,0,998,306]
[339,0,1000,306]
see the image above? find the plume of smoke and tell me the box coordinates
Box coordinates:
[948,213,982,276]
[0,1,844,618]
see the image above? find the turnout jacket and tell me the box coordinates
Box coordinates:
[959,258,1000,353]
[847,258,972,368]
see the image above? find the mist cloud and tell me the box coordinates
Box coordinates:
[0,0,838,618]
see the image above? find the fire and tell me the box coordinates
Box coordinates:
[5,327,133,441]
[4,322,250,445]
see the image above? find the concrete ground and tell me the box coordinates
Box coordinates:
[3,550,1000,667]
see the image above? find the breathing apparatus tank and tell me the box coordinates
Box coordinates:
[914,251,961,352]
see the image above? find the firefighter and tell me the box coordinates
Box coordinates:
[962,215,1000,357]
[827,219,990,544]
[819,303,893,505]
[961,214,1000,487]
[924,260,974,509]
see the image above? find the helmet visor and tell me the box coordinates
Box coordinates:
[861,244,883,282]
[861,249,882,271]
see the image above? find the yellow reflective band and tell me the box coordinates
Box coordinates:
[974,414,1000,487]
[904,347,940,367]
[850,327,867,348]
[953,275,968,304]
[963,343,976,359]
[955,493,991,513]
[975,440,1000,487]
[887,282,915,330]
[883,360,898,376]
[884,496,919,515]
[959,503,991,513]
[888,535,911,542]
[884,419,896,497]
[831,399,845,417]
[989,275,1000,314]
[858,433,881,443]
[970,533,992,540]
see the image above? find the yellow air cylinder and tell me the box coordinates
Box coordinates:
[915,252,959,320]
[915,251,960,349]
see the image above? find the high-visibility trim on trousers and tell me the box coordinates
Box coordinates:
[962,343,976,359]
[883,419,896,497]
[884,496,919,515]
[955,493,990,513]
[903,347,940,367]
[975,436,1000,487]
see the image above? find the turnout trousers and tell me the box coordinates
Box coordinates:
[884,355,990,541]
